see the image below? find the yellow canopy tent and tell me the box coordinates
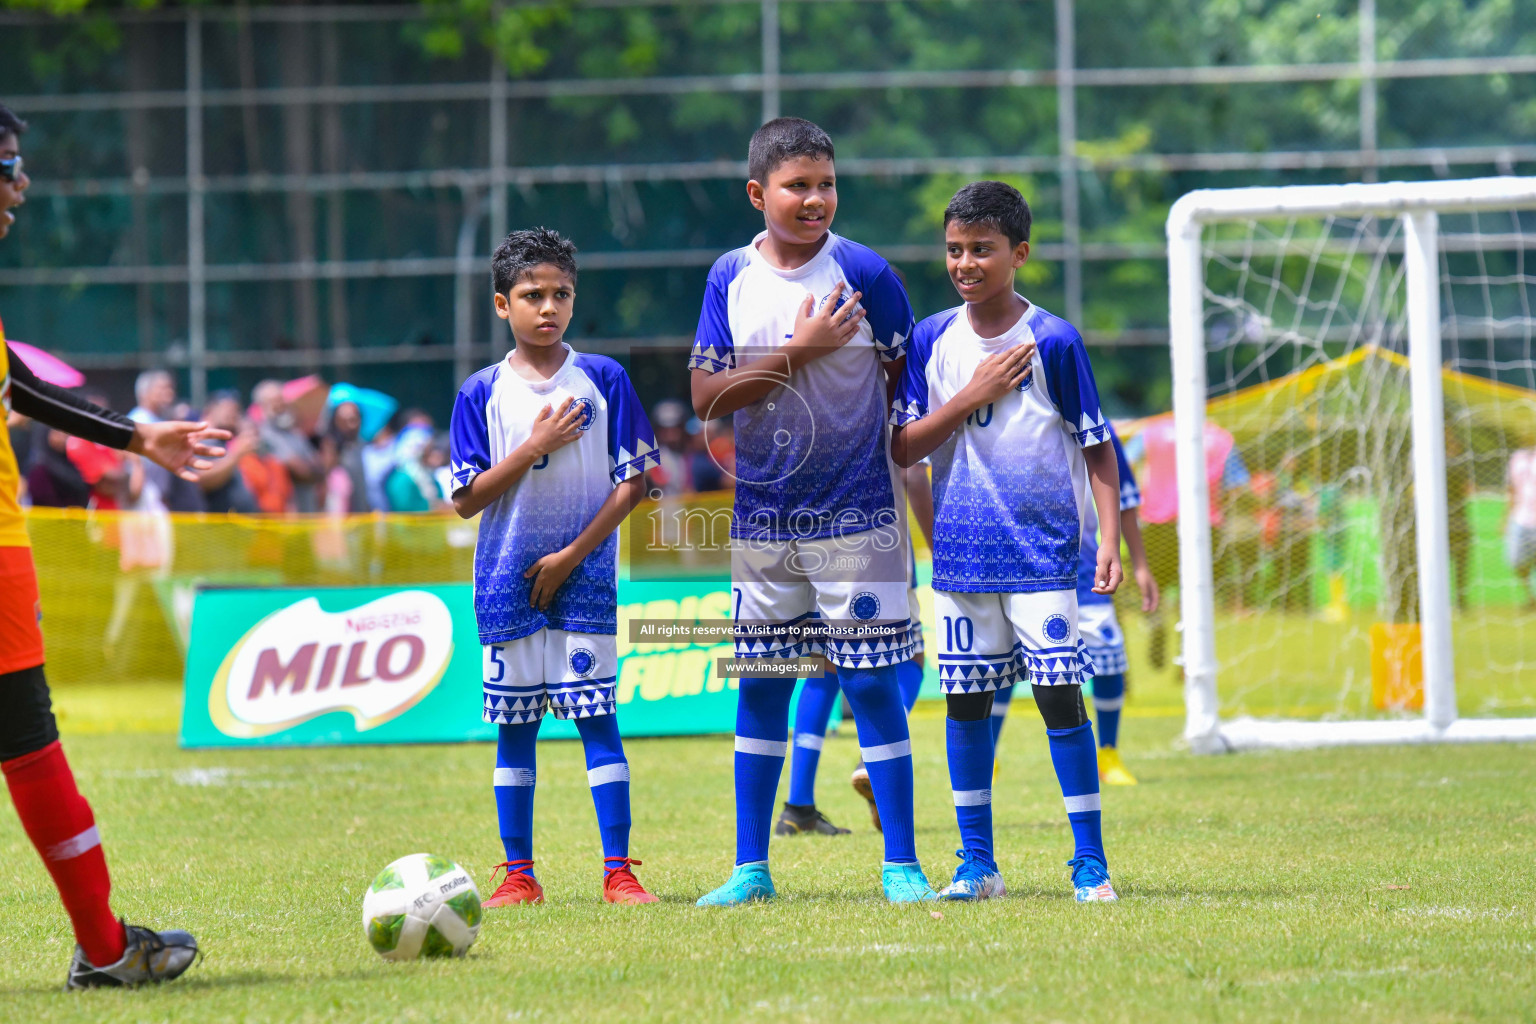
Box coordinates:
[1123,345,1536,469]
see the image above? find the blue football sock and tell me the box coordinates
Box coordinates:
[837,663,917,864]
[574,713,631,860]
[1046,721,1106,864]
[494,720,540,869]
[946,714,995,866]
[895,658,924,715]
[1093,673,1125,749]
[735,676,794,865]
[787,670,840,806]
[990,683,1015,750]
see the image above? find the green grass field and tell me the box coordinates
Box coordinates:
[3,687,1535,1023]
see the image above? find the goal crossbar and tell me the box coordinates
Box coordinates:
[1166,176,1536,753]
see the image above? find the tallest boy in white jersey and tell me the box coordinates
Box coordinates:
[690,118,935,904]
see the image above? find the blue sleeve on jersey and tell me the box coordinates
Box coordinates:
[890,309,957,425]
[689,250,747,374]
[1039,321,1109,448]
[448,364,499,492]
[833,238,915,362]
[1109,424,1141,510]
[575,353,661,484]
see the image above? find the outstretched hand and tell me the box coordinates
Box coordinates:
[128,421,232,482]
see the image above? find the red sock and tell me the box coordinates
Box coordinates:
[3,741,126,967]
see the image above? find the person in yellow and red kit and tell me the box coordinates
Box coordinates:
[0,101,230,990]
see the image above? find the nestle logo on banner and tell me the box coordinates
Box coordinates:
[208,592,454,738]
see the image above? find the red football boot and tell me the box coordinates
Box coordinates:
[482,860,544,907]
[601,857,659,905]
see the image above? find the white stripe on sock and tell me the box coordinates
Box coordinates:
[1093,696,1125,711]
[587,762,630,788]
[990,702,1009,717]
[859,739,912,763]
[1064,793,1102,815]
[45,825,101,862]
[735,735,788,757]
[793,733,824,751]
[493,767,536,787]
[952,788,992,806]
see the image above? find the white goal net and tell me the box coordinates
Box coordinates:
[1165,176,1536,751]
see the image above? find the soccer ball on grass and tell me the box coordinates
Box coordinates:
[362,853,482,960]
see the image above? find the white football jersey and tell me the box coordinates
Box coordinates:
[892,299,1108,594]
[690,232,914,541]
[449,346,657,644]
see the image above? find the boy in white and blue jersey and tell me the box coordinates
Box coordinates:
[689,118,935,905]
[449,228,660,908]
[991,423,1161,786]
[891,181,1124,903]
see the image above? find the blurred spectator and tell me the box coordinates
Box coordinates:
[252,379,321,512]
[385,425,444,512]
[649,399,695,497]
[428,435,455,504]
[1445,429,1473,612]
[128,369,176,424]
[1505,445,1536,610]
[8,410,37,502]
[65,392,127,510]
[320,400,372,515]
[361,415,398,513]
[26,427,90,507]
[198,391,260,514]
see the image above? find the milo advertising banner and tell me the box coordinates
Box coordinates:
[179,581,748,748]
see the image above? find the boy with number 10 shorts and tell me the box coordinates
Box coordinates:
[690,118,936,904]
[891,181,1125,903]
[450,228,660,907]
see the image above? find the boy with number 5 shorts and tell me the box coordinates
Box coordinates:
[450,228,660,907]
[891,181,1124,903]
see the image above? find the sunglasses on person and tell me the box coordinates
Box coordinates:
[0,155,23,184]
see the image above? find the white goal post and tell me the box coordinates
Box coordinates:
[1166,176,1536,752]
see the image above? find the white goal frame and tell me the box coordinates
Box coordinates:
[1166,176,1536,752]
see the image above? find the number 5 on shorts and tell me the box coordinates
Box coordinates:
[485,644,506,684]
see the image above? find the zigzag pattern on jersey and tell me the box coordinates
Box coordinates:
[825,618,915,669]
[549,678,618,719]
[1023,640,1092,687]
[1083,642,1128,676]
[612,440,661,484]
[889,397,925,427]
[1075,409,1111,447]
[873,327,909,362]
[938,643,1026,694]
[688,344,734,373]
